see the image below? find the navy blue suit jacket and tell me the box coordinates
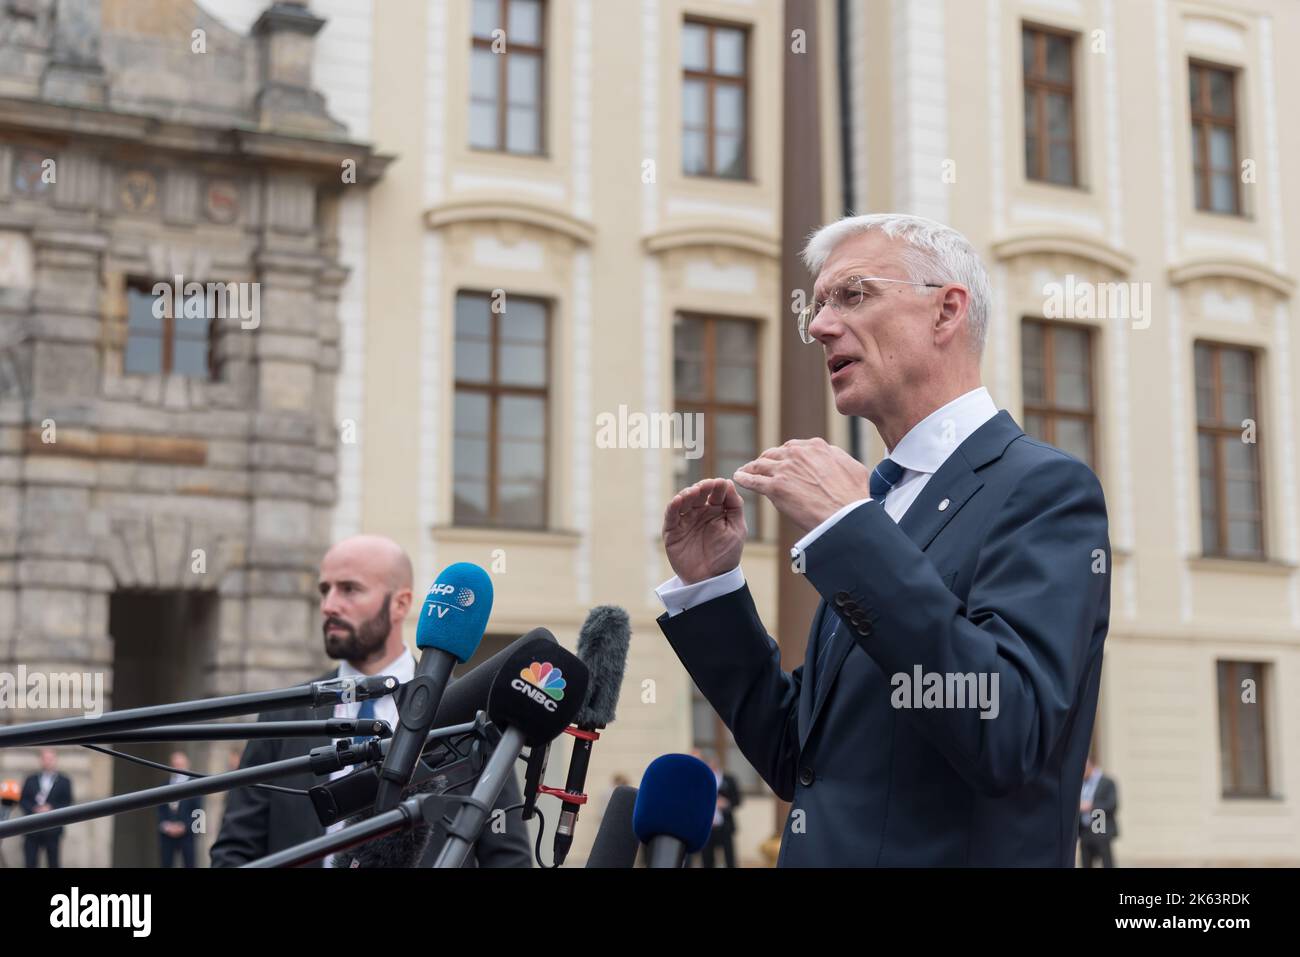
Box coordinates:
[659,411,1111,866]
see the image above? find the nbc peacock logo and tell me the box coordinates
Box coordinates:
[520,661,566,701]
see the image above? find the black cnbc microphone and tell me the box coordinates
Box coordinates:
[433,634,588,868]
[551,605,631,866]
[373,563,491,813]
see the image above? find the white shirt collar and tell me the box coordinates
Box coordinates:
[887,387,998,475]
[337,647,417,683]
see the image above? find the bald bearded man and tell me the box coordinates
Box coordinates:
[211,535,532,867]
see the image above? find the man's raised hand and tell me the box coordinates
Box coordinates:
[662,478,747,585]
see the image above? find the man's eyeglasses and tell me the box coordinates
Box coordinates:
[797,276,944,344]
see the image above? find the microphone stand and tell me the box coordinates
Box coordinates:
[434,725,529,869]
[245,715,500,867]
[242,787,449,868]
[0,676,400,749]
[54,719,394,745]
[0,738,384,840]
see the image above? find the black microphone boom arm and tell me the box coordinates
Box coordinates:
[0,675,399,750]
[0,738,383,840]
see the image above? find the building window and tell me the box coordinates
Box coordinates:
[470,0,545,155]
[453,292,549,528]
[1217,660,1270,797]
[1195,342,1263,559]
[682,19,749,179]
[1189,61,1240,214]
[1021,319,1096,468]
[1022,24,1077,186]
[123,281,214,379]
[674,314,760,535]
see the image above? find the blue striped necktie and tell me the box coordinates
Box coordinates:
[814,456,906,698]
[869,456,906,502]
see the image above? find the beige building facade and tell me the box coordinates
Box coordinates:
[200,0,1298,866]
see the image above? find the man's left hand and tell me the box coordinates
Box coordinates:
[733,438,873,533]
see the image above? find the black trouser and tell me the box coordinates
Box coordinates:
[24,831,61,868]
[1079,836,1114,868]
[697,825,736,868]
[160,834,196,868]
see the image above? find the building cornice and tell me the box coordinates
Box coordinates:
[989,231,1136,275]
[424,198,595,246]
[0,96,392,184]
[642,223,780,260]
[1168,257,1295,297]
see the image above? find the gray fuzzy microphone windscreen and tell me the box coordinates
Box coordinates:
[574,605,631,729]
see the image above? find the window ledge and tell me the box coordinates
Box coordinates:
[1023,177,1090,194]
[431,525,582,548]
[1189,555,1295,577]
[1215,794,1286,809]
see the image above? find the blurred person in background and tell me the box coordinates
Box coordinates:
[158,750,202,868]
[20,749,72,868]
[1078,755,1119,868]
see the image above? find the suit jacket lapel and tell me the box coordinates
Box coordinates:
[801,411,1025,743]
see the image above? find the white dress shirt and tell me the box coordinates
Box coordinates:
[1080,767,1102,826]
[36,771,55,805]
[332,647,416,739]
[324,647,416,866]
[656,387,998,617]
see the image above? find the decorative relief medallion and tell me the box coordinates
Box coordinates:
[204,179,239,224]
[119,169,158,213]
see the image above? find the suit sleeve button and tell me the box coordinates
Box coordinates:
[833,591,850,607]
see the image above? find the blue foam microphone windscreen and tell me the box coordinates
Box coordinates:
[414,562,493,663]
[632,753,718,854]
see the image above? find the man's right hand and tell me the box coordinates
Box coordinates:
[662,478,747,585]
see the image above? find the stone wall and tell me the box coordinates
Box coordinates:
[0,0,387,865]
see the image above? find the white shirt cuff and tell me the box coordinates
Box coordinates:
[656,566,746,618]
[792,498,874,559]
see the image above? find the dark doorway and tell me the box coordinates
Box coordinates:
[108,590,219,867]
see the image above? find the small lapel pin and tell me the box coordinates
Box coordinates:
[938,498,950,511]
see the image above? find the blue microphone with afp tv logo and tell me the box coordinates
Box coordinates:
[373,562,493,813]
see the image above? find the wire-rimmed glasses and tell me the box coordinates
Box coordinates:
[797,276,945,344]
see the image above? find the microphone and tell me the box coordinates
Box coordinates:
[373,562,492,813]
[552,605,631,865]
[632,754,717,868]
[433,633,588,868]
[328,771,447,868]
[309,628,559,827]
[585,785,640,868]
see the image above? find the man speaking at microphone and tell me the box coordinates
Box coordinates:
[211,535,531,867]
[656,214,1110,867]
